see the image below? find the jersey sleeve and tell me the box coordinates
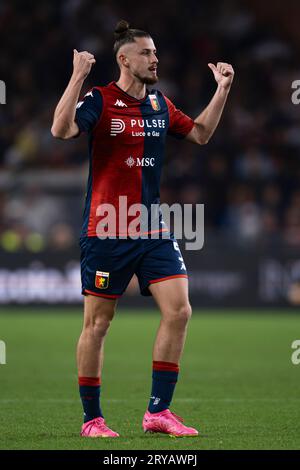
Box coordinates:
[75,87,103,133]
[164,96,194,139]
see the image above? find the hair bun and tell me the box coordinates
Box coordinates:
[114,20,130,37]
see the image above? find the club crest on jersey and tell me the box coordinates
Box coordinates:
[95,271,109,289]
[149,94,160,111]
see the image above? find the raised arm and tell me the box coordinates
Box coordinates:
[186,62,234,145]
[51,49,96,139]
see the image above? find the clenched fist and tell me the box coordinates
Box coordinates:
[73,49,96,80]
[208,62,234,91]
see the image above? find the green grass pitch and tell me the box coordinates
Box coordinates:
[0,309,300,450]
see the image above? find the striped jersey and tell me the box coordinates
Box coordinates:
[75,81,194,237]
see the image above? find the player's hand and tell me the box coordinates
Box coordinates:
[73,49,96,80]
[208,62,234,91]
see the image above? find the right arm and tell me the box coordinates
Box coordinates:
[51,49,96,139]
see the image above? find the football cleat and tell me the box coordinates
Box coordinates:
[142,409,199,437]
[80,417,119,438]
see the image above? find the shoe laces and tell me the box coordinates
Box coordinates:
[85,417,105,432]
[93,417,109,430]
[170,411,184,423]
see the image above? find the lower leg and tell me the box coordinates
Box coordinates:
[148,307,191,413]
[153,312,189,364]
[77,295,116,422]
[150,278,191,363]
[77,324,106,377]
[148,280,192,413]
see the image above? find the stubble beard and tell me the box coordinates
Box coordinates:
[134,71,158,85]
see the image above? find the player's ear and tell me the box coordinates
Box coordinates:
[119,53,129,67]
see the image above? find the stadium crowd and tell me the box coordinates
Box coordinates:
[1,0,300,251]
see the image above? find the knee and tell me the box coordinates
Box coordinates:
[83,304,115,338]
[179,303,192,324]
[87,316,111,338]
[165,302,192,327]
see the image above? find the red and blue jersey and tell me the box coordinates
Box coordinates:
[75,81,194,237]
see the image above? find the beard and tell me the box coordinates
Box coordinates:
[134,71,158,85]
[143,76,159,85]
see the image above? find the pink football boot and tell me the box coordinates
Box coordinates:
[143,409,199,437]
[81,417,119,438]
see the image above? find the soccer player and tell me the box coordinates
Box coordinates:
[51,20,234,438]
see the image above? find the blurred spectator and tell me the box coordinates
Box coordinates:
[49,223,76,251]
[225,185,262,240]
[235,146,277,181]
[284,206,300,246]
[3,185,67,235]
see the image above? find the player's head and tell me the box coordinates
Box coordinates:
[114,20,158,85]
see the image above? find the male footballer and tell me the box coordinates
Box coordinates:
[51,20,234,438]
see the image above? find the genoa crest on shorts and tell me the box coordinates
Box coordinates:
[95,271,110,289]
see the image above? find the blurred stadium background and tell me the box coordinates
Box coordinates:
[1,0,300,307]
[1,0,300,451]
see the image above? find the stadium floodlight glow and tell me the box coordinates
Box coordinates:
[0,340,6,365]
[0,80,6,104]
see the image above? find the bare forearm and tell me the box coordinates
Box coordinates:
[194,85,229,143]
[186,62,234,145]
[51,73,84,139]
[51,49,96,139]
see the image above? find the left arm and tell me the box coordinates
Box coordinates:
[186,62,234,145]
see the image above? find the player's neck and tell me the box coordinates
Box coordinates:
[115,76,146,100]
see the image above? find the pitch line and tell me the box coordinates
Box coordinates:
[0,398,299,403]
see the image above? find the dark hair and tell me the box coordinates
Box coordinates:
[113,20,151,55]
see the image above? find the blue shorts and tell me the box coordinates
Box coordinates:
[80,235,188,299]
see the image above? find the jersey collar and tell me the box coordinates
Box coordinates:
[111,81,149,103]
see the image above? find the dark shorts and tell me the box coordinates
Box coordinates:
[79,235,188,299]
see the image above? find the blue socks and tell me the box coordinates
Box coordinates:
[148,361,179,413]
[79,363,180,422]
[78,376,103,423]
